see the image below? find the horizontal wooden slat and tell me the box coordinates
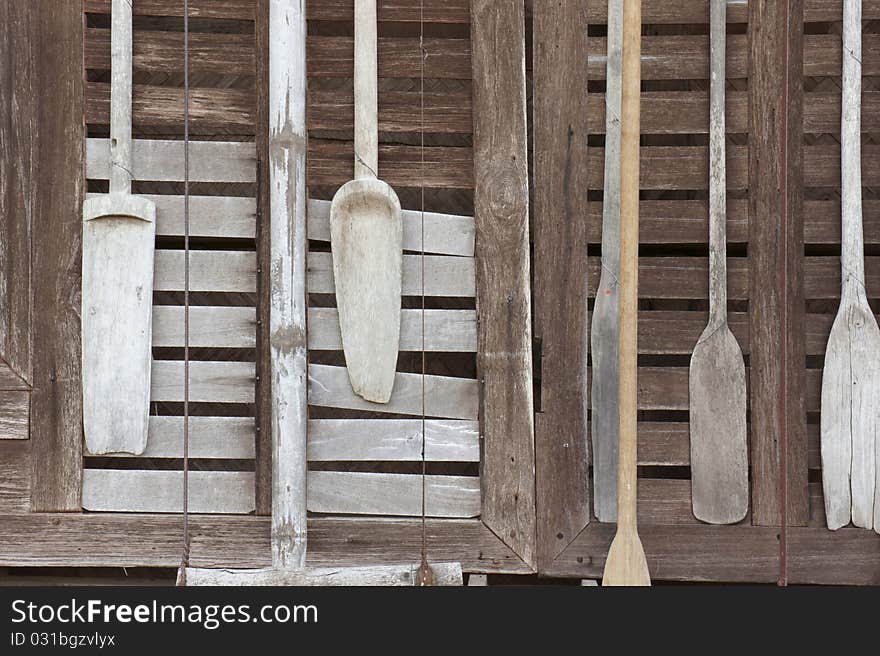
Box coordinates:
[151,361,254,404]
[804,92,880,134]
[87,194,256,239]
[85,82,255,131]
[0,363,29,391]
[154,251,256,293]
[805,0,880,21]
[804,34,880,76]
[307,418,479,461]
[587,91,748,135]
[152,306,255,348]
[94,416,256,459]
[307,471,480,517]
[589,200,749,244]
[634,311,749,354]
[589,146,748,190]
[308,364,478,419]
[805,145,880,187]
[804,257,880,299]
[307,251,475,297]
[309,0,472,22]
[83,0,256,20]
[805,200,880,244]
[86,138,256,183]
[0,391,28,440]
[0,441,30,513]
[588,258,749,299]
[82,470,255,513]
[638,422,690,466]
[308,37,471,79]
[806,312,880,356]
[634,479,704,525]
[308,308,477,352]
[308,199,474,256]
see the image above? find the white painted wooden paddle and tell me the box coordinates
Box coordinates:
[330,0,403,404]
[603,0,650,587]
[821,0,880,532]
[591,0,623,523]
[81,0,156,455]
[688,0,749,525]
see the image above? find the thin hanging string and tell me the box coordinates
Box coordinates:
[180,0,192,583]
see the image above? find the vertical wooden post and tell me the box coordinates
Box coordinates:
[471,0,537,569]
[30,0,85,511]
[747,0,809,531]
[532,0,591,566]
[254,0,272,516]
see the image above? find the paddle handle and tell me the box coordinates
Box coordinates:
[354,0,379,180]
[109,0,134,195]
[708,0,729,327]
[842,0,865,287]
[617,0,641,532]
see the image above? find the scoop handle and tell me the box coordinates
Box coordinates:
[109,0,134,195]
[354,0,379,180]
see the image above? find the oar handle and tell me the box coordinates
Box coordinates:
[708,0,728,327]
[354,0,379,180]
[109,0,134,195]
[617,0,641,531]
[842,0,865,287]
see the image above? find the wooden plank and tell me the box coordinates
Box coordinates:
[636,311,749,355]
[309,0,471,22]
[86,138,256,183]
[31,2,84,512]
[307,418,479,461]
[308,363,478,419]
[99,417,255,459]
[306,471,480,518]
[0,440,30,514]
[804,34,880,76]
[638,423,690,466]
[83,0,256,20]
[787,527,880,585]
[308,308,476,352]
[805,0,880,21]
[154,250,256,293]
[748,0,809,530]
[152,306,255,348]
[0,514,531,573]
[151,361,254,404]
[85,82,255,132]
[471,0,537,569]
[308,199,474,257]
[805,145,880,187]
[804,92,880,134]
[307,251,474,297]
[82,469,255,513]
[532,0,591,563]
[0,364,30,392]
[183,562,464,586]
[807,313,880,356]
[546,524,780,582]
[805,200,880,244]
[0,1,34,384]
[587,258,750,300]
[805,258,880,298]
[308,36,471,79]
[0,391,29,440]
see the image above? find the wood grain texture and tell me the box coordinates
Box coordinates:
[532,0,591,557]
[748,0,809,530]
[30,2,84,512]
[0,0,35,385]
[0,391,28,441]
[83,0,256,20]
[101,417,255,459]
[471,0,537,569]
[152,306,255,348]
[182,562,463,586]
[0,440,30,513]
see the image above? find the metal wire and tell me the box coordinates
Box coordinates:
[180,0,191,584]
[418,0,430,585]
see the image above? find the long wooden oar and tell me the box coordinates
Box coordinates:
[81,0,156,455]
[602,0,650,586]
[330,0,403,404]
[688,0,749,525]
[591,0,624,523]
[821,0,880,531]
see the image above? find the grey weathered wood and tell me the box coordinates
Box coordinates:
[182,562,463,586]
[307,419,479,461]
[81,0,156,456]
[591,0,623,524]
[468,573,489,586]
[688,0,749,525]
[309,199,474,256]
[821,0,880,532]
[82,469,255,513]
[308,251,474,297]
[152,306,255,348]
[101,417,255,459]
[307,471,480,518]
[151,361,254,404]
[329,0,402,404]
[0,391,29,440]
[86,138,256,183]
[308,308,477,352]
[154,250,256,292]
[308,363,478,419]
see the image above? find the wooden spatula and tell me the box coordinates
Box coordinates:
[821,0,880,531]
[687,0,749,525]
[330,0,403,404]
[602,0,650,587]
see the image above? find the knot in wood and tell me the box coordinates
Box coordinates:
[484,160,526,221]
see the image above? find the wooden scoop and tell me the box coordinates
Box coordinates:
[821,0,880,531]
[602,0,650,587]
[330,0,403,404]
[81,0,156,455]
[688,0,749,525]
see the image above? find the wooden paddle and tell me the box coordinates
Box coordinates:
[330,0,403,404]
[602,0,650,586]
[687,0,749,525]
[821,0,880,531]
[81,0,156,455]
[591,0,623,523]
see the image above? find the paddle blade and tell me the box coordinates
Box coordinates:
[688,325,749,524]
[602,530,650,586]
[590,278,619,522]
